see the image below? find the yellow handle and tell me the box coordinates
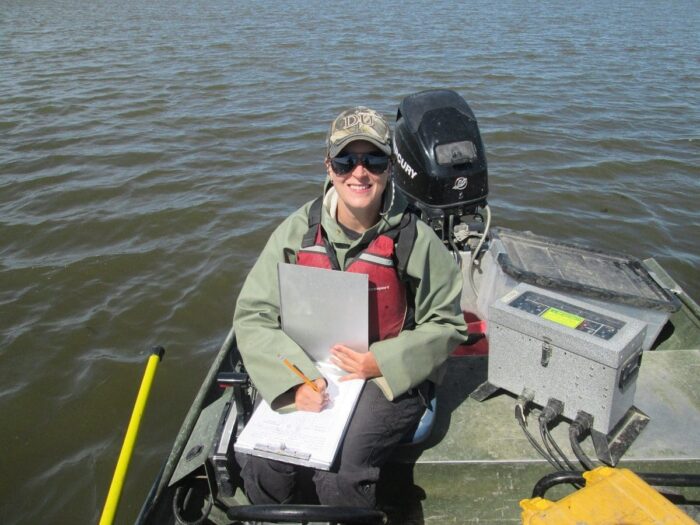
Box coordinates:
[100,347,165,525]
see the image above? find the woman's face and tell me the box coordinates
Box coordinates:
[327,140,390,228]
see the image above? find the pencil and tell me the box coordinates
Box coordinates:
[278,355,320,393]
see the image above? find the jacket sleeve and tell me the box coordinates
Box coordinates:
[232,205,323,411]
[371,221,468,400]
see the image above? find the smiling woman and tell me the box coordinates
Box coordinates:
[231,105,468,508]
[326,141,391,233]
[2,0,698,522]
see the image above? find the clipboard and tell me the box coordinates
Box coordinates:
[277,263,369,362]
[233,264,369,470]
[234,363,365,470]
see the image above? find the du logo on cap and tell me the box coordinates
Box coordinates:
[327,106,392,158]
[339,111,377,129]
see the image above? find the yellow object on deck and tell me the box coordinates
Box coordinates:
[520,466,696,524]
[99,347,165,525]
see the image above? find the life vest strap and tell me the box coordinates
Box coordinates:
[356,253,394,267]
[301,195,418,278]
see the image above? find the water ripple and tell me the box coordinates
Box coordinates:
[1,0,699,523]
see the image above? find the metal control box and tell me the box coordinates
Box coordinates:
[488,283,647,434]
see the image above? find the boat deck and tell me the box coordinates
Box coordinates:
[138,256,700,524]
[383,350,700,523]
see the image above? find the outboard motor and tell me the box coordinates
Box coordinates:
[393,89,489,255]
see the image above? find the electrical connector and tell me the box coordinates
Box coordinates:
[571,410,594,438]
[515,389,536,425]
[518,388,535,405]
[540,398,564,424]
[513,391,562,470]
[569,410,596,470]
[537,398,577,471]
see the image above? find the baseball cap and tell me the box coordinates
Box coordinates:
[326,106,392,158]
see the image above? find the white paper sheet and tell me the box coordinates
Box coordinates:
[234,363,365,470]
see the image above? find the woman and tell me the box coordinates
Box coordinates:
[233,106,467,507]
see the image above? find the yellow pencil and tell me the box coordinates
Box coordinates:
[278,355,320,392]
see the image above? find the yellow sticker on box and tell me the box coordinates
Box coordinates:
[541,307,584,328]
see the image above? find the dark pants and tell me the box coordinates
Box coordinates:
[237,381,427,507]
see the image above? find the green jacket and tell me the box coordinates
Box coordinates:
[233,179,468,411]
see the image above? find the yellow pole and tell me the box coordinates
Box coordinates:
[100,346,165,525]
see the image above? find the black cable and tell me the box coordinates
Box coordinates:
[173,484,213,525]
[569,429,595,471]
[532,470,700,500]
[639,473,700,488]
[538,418,568,471]
[542,419,578,471]
[538,399,576,472]
[531,471,585,498]
[226,504,387,524]
[514,402,561,470]
[569,411,596,471]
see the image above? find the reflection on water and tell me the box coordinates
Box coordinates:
[0,0,698,522]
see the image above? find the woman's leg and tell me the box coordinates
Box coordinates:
[313,381,426,507]
[236,452,299,504]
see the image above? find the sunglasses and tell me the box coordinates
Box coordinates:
[330,153,390,175]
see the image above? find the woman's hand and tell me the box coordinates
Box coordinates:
[294,378,329,412]
[330,344,381,381]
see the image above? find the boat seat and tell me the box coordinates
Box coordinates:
[399,384,437,446]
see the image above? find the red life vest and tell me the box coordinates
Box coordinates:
[296,197,417,344]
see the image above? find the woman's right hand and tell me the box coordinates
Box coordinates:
[294,378,329,412]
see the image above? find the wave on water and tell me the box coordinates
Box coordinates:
[1,1,698,523]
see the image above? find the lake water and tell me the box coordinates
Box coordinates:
[1,0,698,522]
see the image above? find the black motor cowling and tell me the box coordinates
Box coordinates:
[393,89,488,219]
